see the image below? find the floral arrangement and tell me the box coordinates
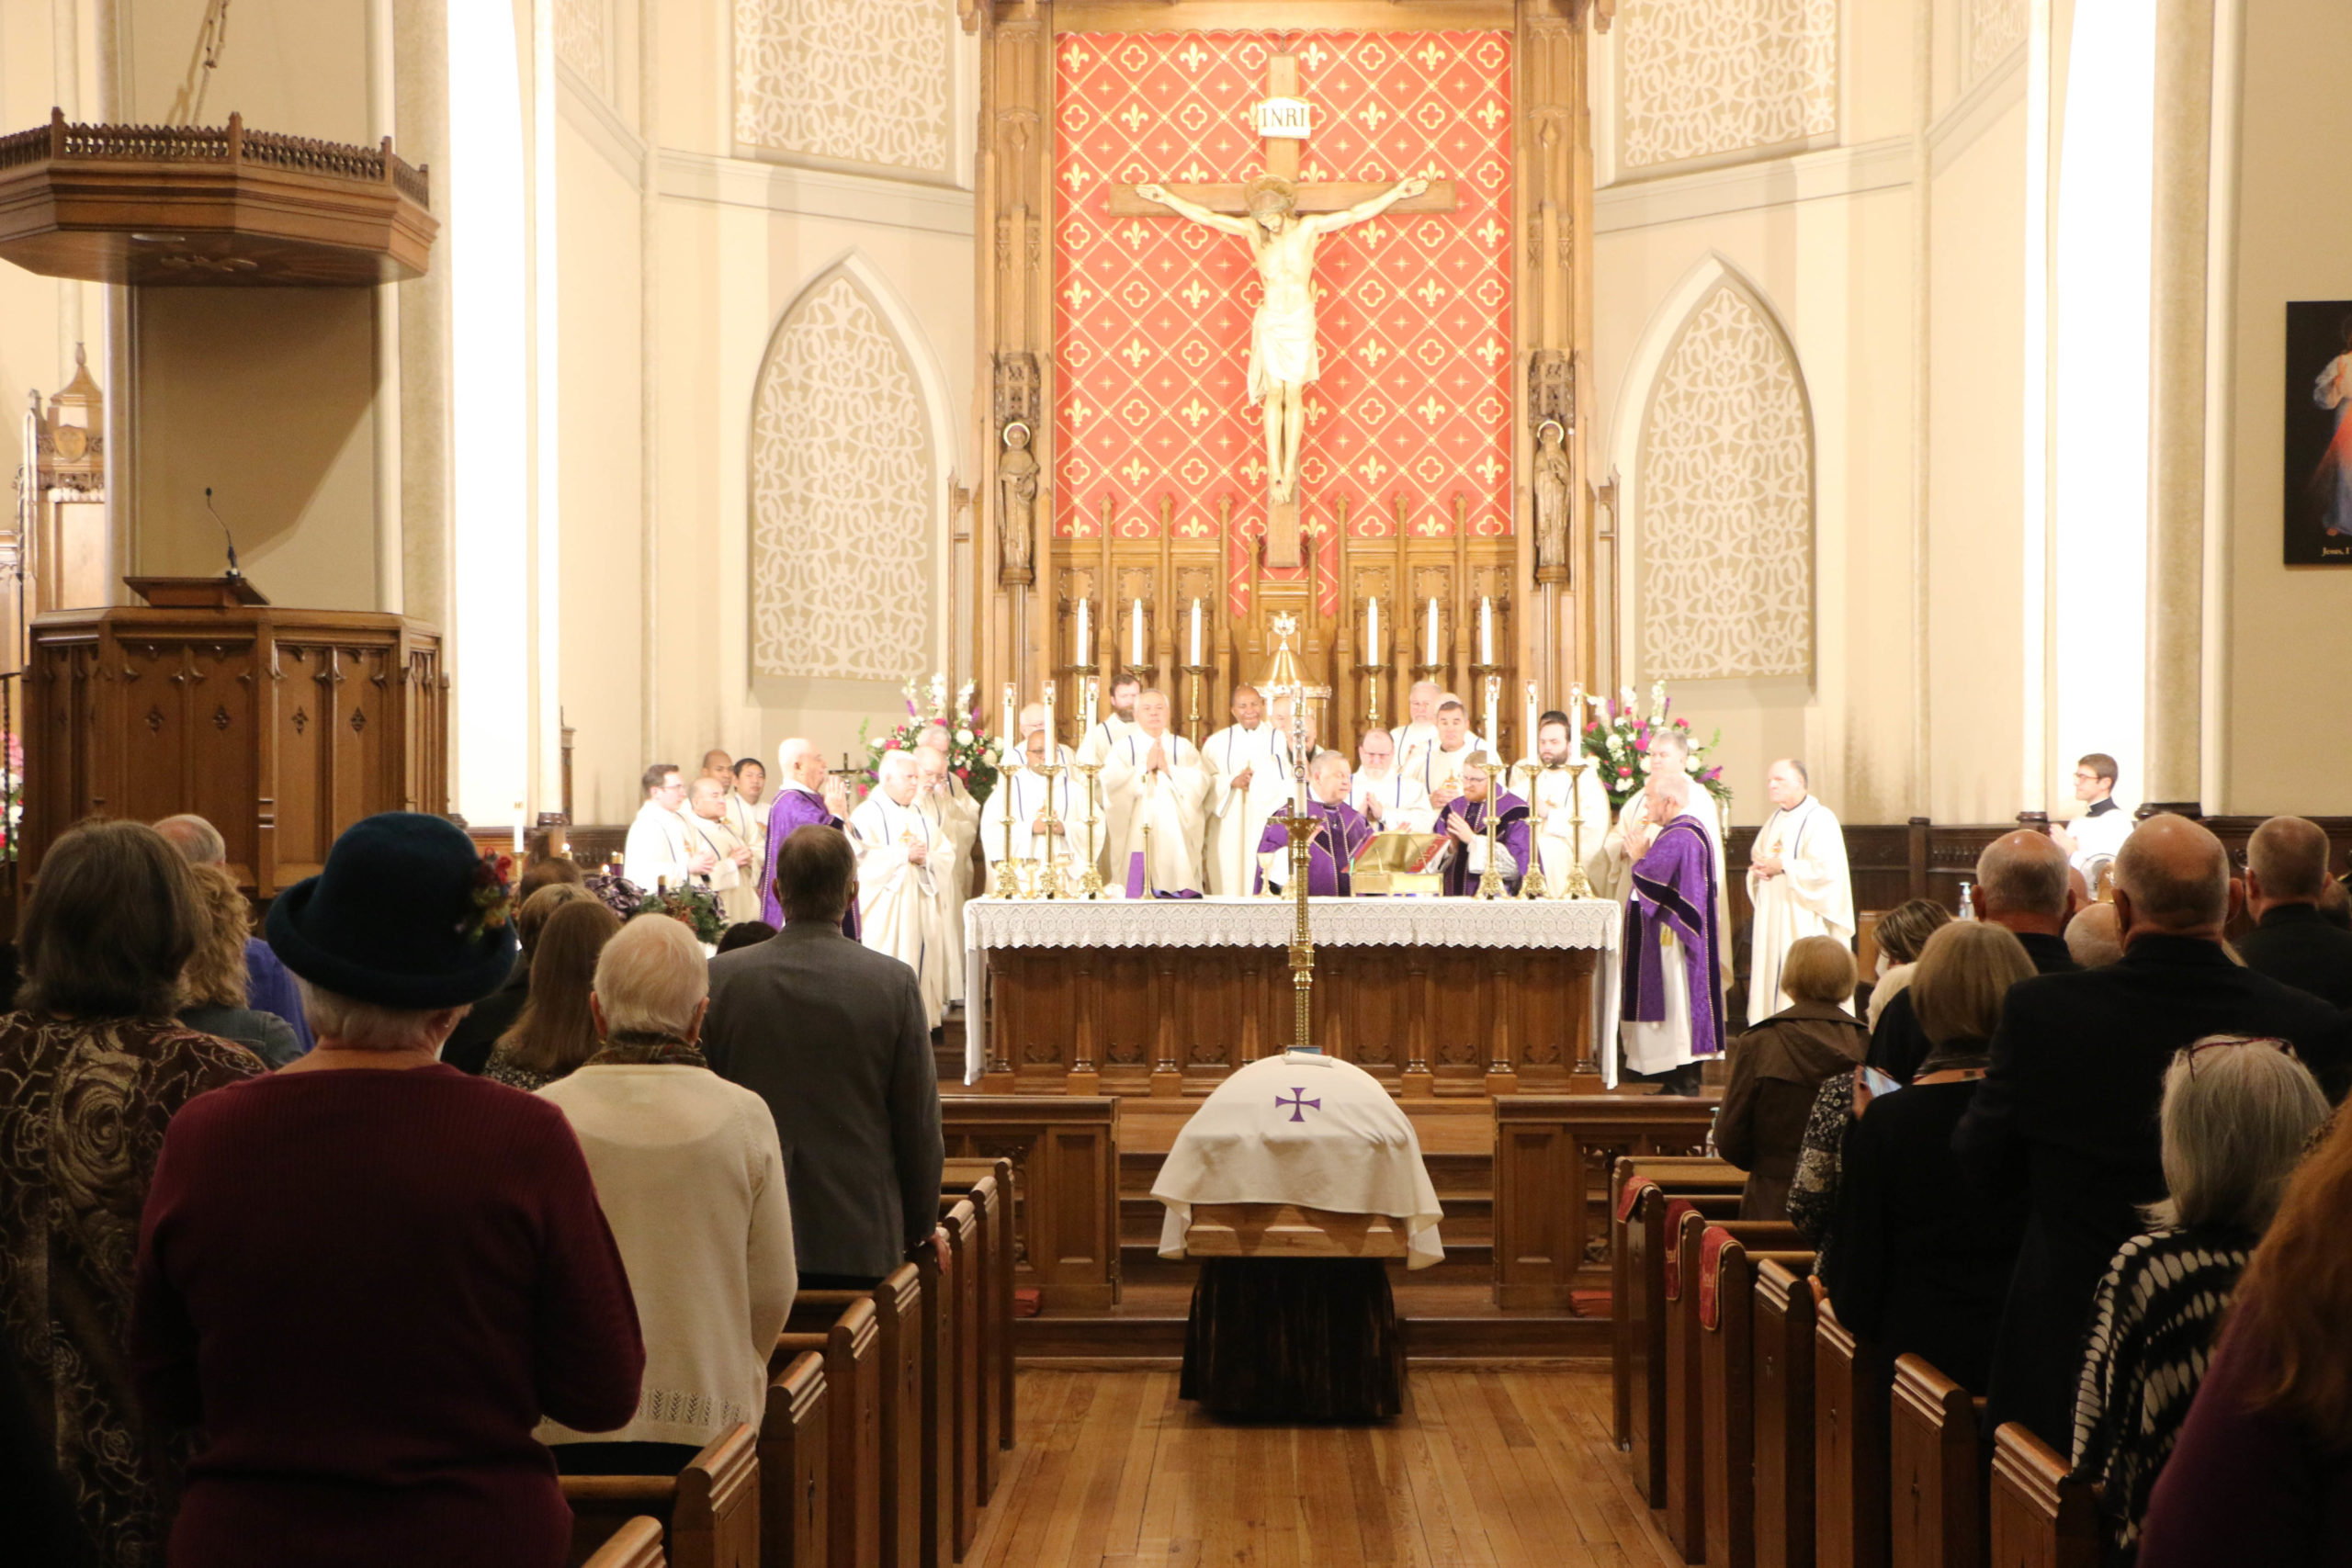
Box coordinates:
[1580,683,1733,813]
[635,882,726,946]
[0,732,20,864]
[858,672,1001,806]
[461,853,516,942]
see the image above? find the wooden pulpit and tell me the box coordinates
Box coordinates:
[25,578,447,894]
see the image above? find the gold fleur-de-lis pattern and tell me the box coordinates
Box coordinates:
[1053,29,1516,619]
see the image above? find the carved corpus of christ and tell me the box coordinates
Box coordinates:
[1133,174,1429,508]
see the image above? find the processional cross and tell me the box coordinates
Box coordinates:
[1109,52,1457,570]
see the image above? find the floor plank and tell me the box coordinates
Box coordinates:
[969,1367,1680,1567]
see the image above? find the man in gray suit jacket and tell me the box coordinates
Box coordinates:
[706,822,944,1286]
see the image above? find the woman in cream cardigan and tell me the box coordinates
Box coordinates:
[537,913,797,1473]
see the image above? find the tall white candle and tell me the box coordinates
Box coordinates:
[1366,596,1381,660]
[1130,597,1146,668]
[1425,596,1441,667]
[1043,680,1057,753]
[1076,599,1091,668]
[512,799,526,855]
[1189,599,1204,666]
[1524,681,1539,763]
[1001,682,1019,765]
[1484,675,1501,758]
[1568,682,1585,753]
[1479,596,1494,665]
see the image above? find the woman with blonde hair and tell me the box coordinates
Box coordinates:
[1717,934,1868,1220]
[2074,1038,2329,1563]
[176,862,302,1066]
[482,897,623,1091]
[1863,897,1951,1029]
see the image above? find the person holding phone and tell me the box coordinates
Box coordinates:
[1820,921,2034,1393]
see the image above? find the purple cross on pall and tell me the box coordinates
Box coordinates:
[1275,1087,1321,1122]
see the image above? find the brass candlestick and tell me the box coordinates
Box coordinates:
[1475,753,1507,900]
[997,750,1025,897]
[1275,804,1318,1052]
[1180,661,1214,750]
[1072,761,1104,898]
[1559,759,1597,899]
[1031,761,1065,898]
[1353,660,1387,733]
[1513,760,1550,901]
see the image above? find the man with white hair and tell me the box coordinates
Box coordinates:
[1389,680,1487,782]
[913,743,979,1004]
[685,775,761,924]
[1348,727,1434,830]
[1745,758,1855,1022]
[1606,728,1732,986]
[2234,813,2352,1005]
[1256,750,1373,895]
[981,703,1078,892]
[1203,683,1292,896]
[849,750,948,1027]
[759,738,858,938]
[1615,770,1727,1093]
[1411,697,1486,807]
[624,761,717,892]
[1101,689,1212,896]
[154,812,313,1054]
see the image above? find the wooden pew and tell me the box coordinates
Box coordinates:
[1664,1210,1803,1559]
[1986,1423,2099,1568]
[1816,1293,1894,1568]
[1627,1179,1746,1502]
[1611,1156,1747,1450]
[1753,1258,1819,1568]
[937,1196,983,1560]
[560,1422,761,1568]
[792,1269,920,1568]
[915,1221,956,1568]
[775,1295,881,1568]
[1889,1355,1987,1568]
[759,1351,827,1568]
[1701,1229,1816,1568]
[583,1517,667,1568]
[941,1158,1010,1496]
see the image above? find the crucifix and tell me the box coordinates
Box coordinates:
[1108,52,1458,570]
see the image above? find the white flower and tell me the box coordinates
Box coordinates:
[955,728,974,745]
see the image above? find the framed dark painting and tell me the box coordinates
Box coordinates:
[2284,300,2352,564]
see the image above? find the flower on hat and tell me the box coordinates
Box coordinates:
[461,853,516,942]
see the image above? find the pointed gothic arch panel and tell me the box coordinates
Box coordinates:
[749,269,933,682]
[1636,279,1815,682]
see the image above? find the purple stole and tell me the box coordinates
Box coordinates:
[1623,814,1725,1058]
[759,786,862,939]
[1435,792,1531,897]
[1253,799,1374,896]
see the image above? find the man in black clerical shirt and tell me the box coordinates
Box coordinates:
[2234,814,2352,1007]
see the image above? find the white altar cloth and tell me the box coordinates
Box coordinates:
[961,895,1621,1083]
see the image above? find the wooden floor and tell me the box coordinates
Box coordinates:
[964,1368,1680,1567]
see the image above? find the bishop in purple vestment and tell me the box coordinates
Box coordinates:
[1434,760,1532,897]
[1621,772,1726,1073]
[760,739,861,939]
[1254,751,1374,895]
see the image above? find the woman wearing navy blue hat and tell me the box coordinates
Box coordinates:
[130,813,646,1568]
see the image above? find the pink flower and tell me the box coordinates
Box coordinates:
[1618,767,1632,778]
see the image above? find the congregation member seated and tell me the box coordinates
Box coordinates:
[177,861,304,1066]
[518,849,586,900]
[2233,814,2352,1006]
[1257,750,1373,895]
[1862,897,1950,1029]
[707,825,944,1289]
[444,883,594,1074]
[1821,921,2033,1393]
[130,812,643,1568]
[1435,757,1530,896]
[1717,935,1869,1221]
[715,919,777,953]
[1956,814,2350,1447]
[2065,901,2126,967]
[2072,1036,2330,1564]
[482,897,624,1091]
[537,914,796,1475]
[0,822,262,1564]
[2135,1102,2352,1565]
[154,811,312,1053]
[1871,830,2076,1084]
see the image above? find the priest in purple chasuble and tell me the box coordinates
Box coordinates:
[760,736,861,939]
[1619,771,1727,1089]
[1255,750,1374,896]
[1434,758,1531,897]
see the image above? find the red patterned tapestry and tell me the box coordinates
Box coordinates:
[1053,29,1515,615]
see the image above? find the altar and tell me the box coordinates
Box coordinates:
[961,895,1620,1094]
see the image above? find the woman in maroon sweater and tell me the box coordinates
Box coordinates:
[132,814,646,1568]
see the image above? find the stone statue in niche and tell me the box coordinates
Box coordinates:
[997,421,1037,583]
[1533,419,1571,574]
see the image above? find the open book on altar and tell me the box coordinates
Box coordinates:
[1350,831,1450,897]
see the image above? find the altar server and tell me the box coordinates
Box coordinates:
[1101,689,1212,897]
[1606,728,1732,987]
[1258,751,1374,896]
[1414,698,1487,808]
[1204,684,1294,896]
[1746,758,1856,1023]
[1529,709,1616,897]
[849,750,949,1026]
[981,703,1078,892]
[1349,728,1435,831]
[914,743,979,1003]
[760,739,859,939]
[1435,757,1531,897]
[2050,750,2133,884]
[623,761,715,891]
[686,774,761,923]
[1619,770,1728,1093]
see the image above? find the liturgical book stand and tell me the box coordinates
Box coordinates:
[25,578,447,894]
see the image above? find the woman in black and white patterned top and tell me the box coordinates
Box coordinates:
[2072,1035,2330,1564]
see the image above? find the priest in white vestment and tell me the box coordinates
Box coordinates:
[848,750,950,1027]
[1528,709,1616,897]
[1391,682,1488,788]
[981,703,1078,893]
[1348,727,1435,831]
[1745,758,1856,1023]
[1606,728,1734,987]
[915,743,980,1003]
[724,758,769,886]
[1202,684,1294,896]
[1101,689,1212,897]
[685,775,761,923]
[1409,698,1487,809]
[622,762,717,892]
[2049,750,2132,887]
[1074,671,1145,765]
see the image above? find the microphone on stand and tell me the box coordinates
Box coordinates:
[205,487,242,581]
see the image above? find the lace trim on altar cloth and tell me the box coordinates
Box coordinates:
[963,895,1620,953]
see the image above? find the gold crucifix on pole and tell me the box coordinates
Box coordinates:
[1107,52,1458,571]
